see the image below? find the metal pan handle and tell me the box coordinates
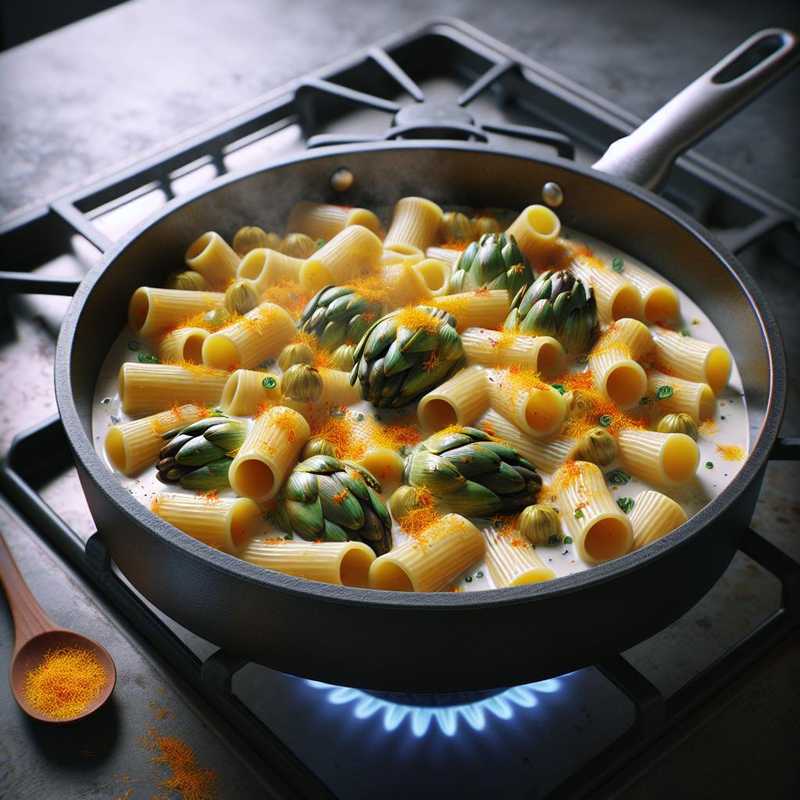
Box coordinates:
[592,29,799,190]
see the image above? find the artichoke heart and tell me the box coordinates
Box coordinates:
[300,285,384,352]
[273,454,393,555]
[156,415,246,490]
[657,412,699,440]
[404,426,542,516]
[505,269,598,354]
[574,426,617,466]
[350,306,464,408]
[447,232,533,298]
[519,504,561,545]
[281,364,324,403]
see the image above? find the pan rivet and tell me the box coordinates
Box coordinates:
[542,181,563,207]
[331,168,354,192]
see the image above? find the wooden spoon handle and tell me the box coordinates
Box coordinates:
[0,531,54,653]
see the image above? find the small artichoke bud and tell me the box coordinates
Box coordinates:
[302,437,336,459]
[203,307,231,329]
[224,279,260,315]
[574,426,617,466]
[388,486,426,521]
[281,233,317,258]
[657,412,698,440]
[233,226,280,256]
[165,270,209,291]
[519,504,561,546]
[440,211,474,242]
[566,389,593,417]
[472,215,502,236]
[281,364,323,402]
[278,342,315,371]
[329,344,356,371]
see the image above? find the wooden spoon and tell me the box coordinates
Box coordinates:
[0,530,116,723]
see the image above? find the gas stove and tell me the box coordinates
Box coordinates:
[1,18,798,800]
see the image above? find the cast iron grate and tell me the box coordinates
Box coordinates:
[0,17,798,800]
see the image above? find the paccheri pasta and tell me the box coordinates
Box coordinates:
[93,199,748,592]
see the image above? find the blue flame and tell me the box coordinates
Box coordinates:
[306,678,562,737]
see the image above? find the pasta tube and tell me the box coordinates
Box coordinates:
[617,429,699,486]
[381,244,423,265]
[202,302,295,370]
[461,327,565,378]
[286,202,382,240]
[158,327,209,364]
[220,369,281,416]
[369,514,484,592]
[621,263,680,323]
[480,409,577,474]
[554,461,633,564]
[318,368,363,407]
[185,231,240,287]
[505,205,563,268]
[152,492,260,554]
[381,260,434,308]
[417,365,489,432]
[652,328,732,394]
[433,290,510,330]
[647,371,715,421]
[589,345,648,409]
[128,287,224,338]
[412,258,450,296]
[241,538,375,587]
[356,448,405,492]
[119,363,228,416]
[630,490,688,549]
[573,257,643,322]
[299,225,383,292]
[237,248,304,290]
[484,533,556,587]
[599,318,653,361]
[384,197,444,251]
[105,404,206,476]
[425,246,462,267]
[229,406,310,501]
[487,370,567,438]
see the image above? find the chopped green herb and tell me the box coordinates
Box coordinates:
[563,536,573,544]
[315,239,326,249]
[127,340,140,351]
[137,352,159,364]
[606,469,631,486]
[611,256,624,272]
[680,329,691,337]
[598,414,613,427]
[476,571,484,579]
[617,497,635,513]
[465,575,473,583]
[262,376,277,390]
[705,461,714,469]
[574,508,584,520]
[656,385,674,400]
[356,413,365,421]
[551,383,566,395]
[547,534,561,545]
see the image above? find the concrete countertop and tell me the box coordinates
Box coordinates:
[1,0,799,223]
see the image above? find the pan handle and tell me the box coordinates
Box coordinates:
[592,29,799,190]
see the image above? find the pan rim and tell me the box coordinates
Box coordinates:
[55,140,786,610]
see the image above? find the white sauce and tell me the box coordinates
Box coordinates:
[92,226,750,591]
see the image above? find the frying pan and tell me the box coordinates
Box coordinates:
[55,30,798,690]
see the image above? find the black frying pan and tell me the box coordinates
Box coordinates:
[55,30,798,690]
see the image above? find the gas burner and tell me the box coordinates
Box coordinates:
[306,678,563,736]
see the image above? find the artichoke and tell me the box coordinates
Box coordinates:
[299,285,383,352]
[273,454,393,555]
[447,232,533,297]
[156,416,246,490]
[350,307,464,408]
[404,426,542,517]
[519,504,561,545]
[504,269,598,354]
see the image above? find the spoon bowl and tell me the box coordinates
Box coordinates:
[10,629,117,723]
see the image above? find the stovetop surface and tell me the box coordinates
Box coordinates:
[1,3,799,800]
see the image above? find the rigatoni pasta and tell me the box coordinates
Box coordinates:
[652,328,732,394]
[242,538,375,586]
[119,362,228,416]
[185,231,240,287]
[299,225,383,292]
[617,429,699,487]
[505,204,562,268]
[461,327,565,378]
[237,248,305,289]
[433,289,510,330]
[128,287,224,339]
[630,490,688,548]
[384,197,444,252]
[487,370,567,438]
[152,492,260,554]
[647,371,715,421]
[158,327,209,364]
[286,202,382,240]
[369,514,484,591]
[220,369,281,416]
[484,532,556,587]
